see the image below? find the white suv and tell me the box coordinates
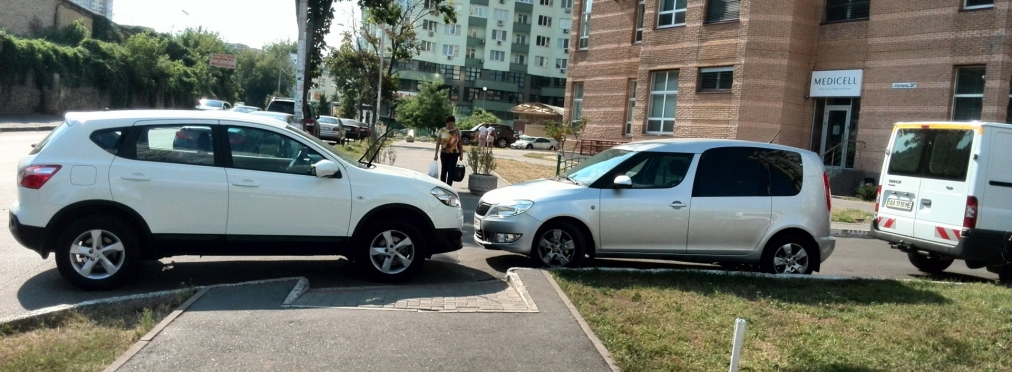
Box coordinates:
[9,110,463,290]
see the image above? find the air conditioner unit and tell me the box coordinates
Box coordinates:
[563,29,570,34]
[564,7,571,13]
[448,55,453,60]
[500,0,505,3]
[497,20,504,26]
[564,48,569,53]
[479,58,484,63]
[560,69,566,73]
[428,31,434,37]
[497,40,502,45]
[480,39,485,44]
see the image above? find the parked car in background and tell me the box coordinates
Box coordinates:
[341,119,371,140]
[460,128,477,145]
[266,98,318,136]
[195,99,231,111]
[230,105,261,113]
[317,116,346,143]
[8,110,464,290]
[248,111,297,130]
[488,124,518,148]
[473,139,835,274]
[511,135,558,151]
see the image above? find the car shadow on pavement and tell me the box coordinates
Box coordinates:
[908,271,996,284]
[483,254,721,273]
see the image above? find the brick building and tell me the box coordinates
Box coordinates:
[565,0,1012,189]
[0,0,99,36]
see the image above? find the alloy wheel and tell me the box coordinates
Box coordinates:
[368,230,415,275]
[772,242,809,274]
[538,229,576,267]
[68,229,126,280]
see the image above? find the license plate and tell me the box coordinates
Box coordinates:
[885,198,913,211]
[474,218,481,231]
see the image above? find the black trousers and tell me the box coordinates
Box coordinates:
[440,152,459,186]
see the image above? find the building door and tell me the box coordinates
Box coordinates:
[817,102,858,168]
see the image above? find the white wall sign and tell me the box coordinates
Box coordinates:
[810,69,863,97]
[892,82,917,89]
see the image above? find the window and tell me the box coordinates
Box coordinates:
[490,50,506,61]
[705,0,741,23]
[517,0,531,3]
[572,82,583,123]
[536,56,548,67]
[579,0,592,49]
[494,9,510,20]
[510,72,526,87]
[553,77,567,87]
[465,67,481,81]
[399,79,419,91]
[468,28,481,38]
[556,58,568,69]
[420,41,434,53]
[561,0,573,9]
[647,70,678,133]
[658,0,687,27]
[699,66,733,92]
[513,54,527,64]
[625,80,636,135]
[444,24,461,35]
[515,34,528,44]
[538,15,553,27]
[692,147,767,197]
[517,13,530,24]
[964,0,993,9]
[540,0,553,5]
[953,66,985,121]
[558,38,570,50]
[824,0,870,22]
[492,30,508,41]
[634,0,645,42]
[611,153,695,189]
[423,20,437,32]
[491,70,509,82]
[90,128,124,155]
[444,86,460,101]
[418,61,438,72]
[442,44,459,56]
[466,47,476,58]
[228,127,322,175]
[465,87,481,101]
[536,35,551,47]
[134,126,215,166]
[439,64,460,80]
[760,150,804,196]
[1007,81,1012,123]
[470,5,488,17]
[887,129,974,182]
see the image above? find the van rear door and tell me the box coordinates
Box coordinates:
[911,128,975,246]
[878,127,925,237]
[981,129,1012,230]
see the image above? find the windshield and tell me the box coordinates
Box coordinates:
[318,117,339,124]
[564,148,636,185]
[519,135,534,141]
[285,125,358,164]
[202,100,224,108]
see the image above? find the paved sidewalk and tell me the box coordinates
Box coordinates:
[115,271,612,372]
[0,115,62,131]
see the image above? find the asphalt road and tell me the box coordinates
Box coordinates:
[0,130,999,320]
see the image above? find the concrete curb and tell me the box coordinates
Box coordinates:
[831,228,872,239]
[505,267,538,312]
[281,277,311,307]
[103,288,210,372]
[540,270,621,372]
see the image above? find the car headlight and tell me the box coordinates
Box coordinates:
[430,187,460,207]
[487,200,534,217]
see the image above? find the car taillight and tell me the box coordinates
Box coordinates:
[18,165,62,189]
[963,196,978,229]
[823,171,832,211]
[874,185,881,212]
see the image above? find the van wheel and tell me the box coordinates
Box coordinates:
[531,221,585,268]
[907,252,953,274]
[356,220,425,283]
[497,138,508,148]
[55,215,139,290]
[760,234,814,274]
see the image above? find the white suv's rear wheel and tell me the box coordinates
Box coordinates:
[358,220,425,283]
[55,215,139,290]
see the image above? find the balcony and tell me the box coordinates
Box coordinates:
[469,16,487,28]
[465,57,484,68]
[511,42,528,53]
[512,22,531,34]
[514,2,533,13]
[476,79,519,92]
[467,37,485,48]
[510,63,528,73]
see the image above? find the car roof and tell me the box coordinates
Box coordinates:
[613,138,813,154]
[65,110,289,130]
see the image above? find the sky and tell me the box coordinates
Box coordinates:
[112,0,358,49]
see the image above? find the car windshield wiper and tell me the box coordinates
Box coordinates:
[359,127,395,168]
[557,174,580,185]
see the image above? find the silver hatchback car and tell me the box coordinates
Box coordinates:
[473,139,836,274]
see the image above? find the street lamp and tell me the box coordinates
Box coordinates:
[482,86,487,111]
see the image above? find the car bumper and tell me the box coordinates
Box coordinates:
[815,235,836,263]
[431,228,463,255]
[872,221,1010,265]
[473,213,542,255]
[9,211,48,258]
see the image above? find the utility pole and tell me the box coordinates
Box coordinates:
[374,26,384,141]
[294,0,308,125]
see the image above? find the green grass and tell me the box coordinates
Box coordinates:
[0,294,189,372]
[553,270,1012,372]
[523,153,558,161]
[832,208,875,223]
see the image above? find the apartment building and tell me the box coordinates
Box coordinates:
[71,0,113,19]
[566,0,1012,187]
[389,0,574,125]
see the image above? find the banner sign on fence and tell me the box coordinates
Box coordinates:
[209,53,237,69]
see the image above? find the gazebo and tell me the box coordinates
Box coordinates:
[508,102,564,137]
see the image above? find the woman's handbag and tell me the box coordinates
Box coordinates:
[454,164,466,182]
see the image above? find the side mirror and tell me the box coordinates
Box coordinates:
[613,175,632,189]
[313,160,341,178]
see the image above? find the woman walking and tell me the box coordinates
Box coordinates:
[434,115,464,186]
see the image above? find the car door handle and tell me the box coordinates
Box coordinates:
[921,199,931,207]
[120,173,150,181]
[670,201,686,209]
[231,179,259,187]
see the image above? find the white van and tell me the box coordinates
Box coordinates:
[870,121,1012,283]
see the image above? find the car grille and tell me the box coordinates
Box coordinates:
[475,229,486,241]
[476,202,492,216]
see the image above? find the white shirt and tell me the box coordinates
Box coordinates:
[478,126,489,136]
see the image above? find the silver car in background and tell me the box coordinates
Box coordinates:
[473,139,835,274]
[317,116,346,143]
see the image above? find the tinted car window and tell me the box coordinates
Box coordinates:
[887,129,972,182]
[90,128,125,155]
[759,150,804,197]
[692,147,767,197]
[227,126,322,175]
[611,152,694,189]
[887,129,927,176]
[267,100,294,114]
[133,126,215,166]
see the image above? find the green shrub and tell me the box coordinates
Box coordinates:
[856,182,877,201]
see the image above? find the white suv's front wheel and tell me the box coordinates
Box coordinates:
[358,220,425,283]
[55,215,139,290]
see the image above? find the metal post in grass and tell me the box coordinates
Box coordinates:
[556,151,562,176]
[729,318,747,372]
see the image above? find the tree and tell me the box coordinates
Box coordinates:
[235,40,296,108]
[324,37,396,123]
[395,79,452,131]
[337,91,358,119]
[544,118,585,152]
[317,92,332,116]
[456,109,501,130]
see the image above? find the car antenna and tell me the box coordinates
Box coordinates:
[768,129,781,144]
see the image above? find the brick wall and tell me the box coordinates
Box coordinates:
[0,0,93,36]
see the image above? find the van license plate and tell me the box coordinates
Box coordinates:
[474,218,481,231]
[886,199,913,211]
